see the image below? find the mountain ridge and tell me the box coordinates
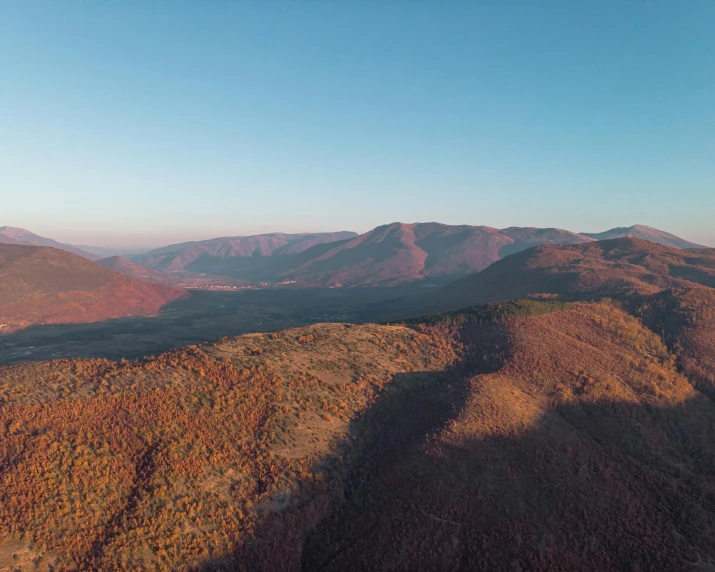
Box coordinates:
[0,226,100,260]
[580,224,706,249]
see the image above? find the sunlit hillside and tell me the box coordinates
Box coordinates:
[2,294,715,570]
[0,245,187,333]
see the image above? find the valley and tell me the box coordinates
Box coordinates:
[4,5,713,569]
[0,286,418,366]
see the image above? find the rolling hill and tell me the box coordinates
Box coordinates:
[2,295,715,570]
[429,237,715,312]
[303,301,715,571]
[580,224,706,249]
[0,226,99,260]
[0,245,188,333]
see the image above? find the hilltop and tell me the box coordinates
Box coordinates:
[0,245,187,333]
[0,321,457,570]
[0,226,98,260]
[581,224,706,249]
[132,231,358,274]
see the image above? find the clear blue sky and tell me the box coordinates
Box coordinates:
[1,1,713,247]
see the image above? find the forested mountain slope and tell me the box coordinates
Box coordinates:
[2,295,715,570]
[0,245,187,333]
[431,237,715,312]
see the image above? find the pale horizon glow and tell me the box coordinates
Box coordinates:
[1,1,713,248]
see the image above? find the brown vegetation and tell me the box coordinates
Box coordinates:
[432,237,715,312]
[134,223,593,287]
[0,323,455,570]
[304,302,715,571]
[0,245,187,333]
[3,238,715,570]
[2,291,715,570]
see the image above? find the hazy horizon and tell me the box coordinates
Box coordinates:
[2,219,712,250]
[2,1,713,247]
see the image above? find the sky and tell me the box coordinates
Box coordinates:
[1,1,713,248]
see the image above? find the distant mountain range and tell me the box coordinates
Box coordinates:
[132,231,357,275]
[2,223,709,288]
[580,224,705,249]
[130,223,709,287]
[268,223,593,286]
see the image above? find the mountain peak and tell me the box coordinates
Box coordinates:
[580,225,705,249]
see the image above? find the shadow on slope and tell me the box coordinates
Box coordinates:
[200,320,509,572]
[0,285,437,366]
[0,292,224,364]
[298,396,715,572]
[199,303,715,571]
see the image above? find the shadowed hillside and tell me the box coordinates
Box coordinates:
[301,302,715,572]
[97,256,174,284]
[633,288,715,402]
[0,245,187,333]
[3,297,715,570]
